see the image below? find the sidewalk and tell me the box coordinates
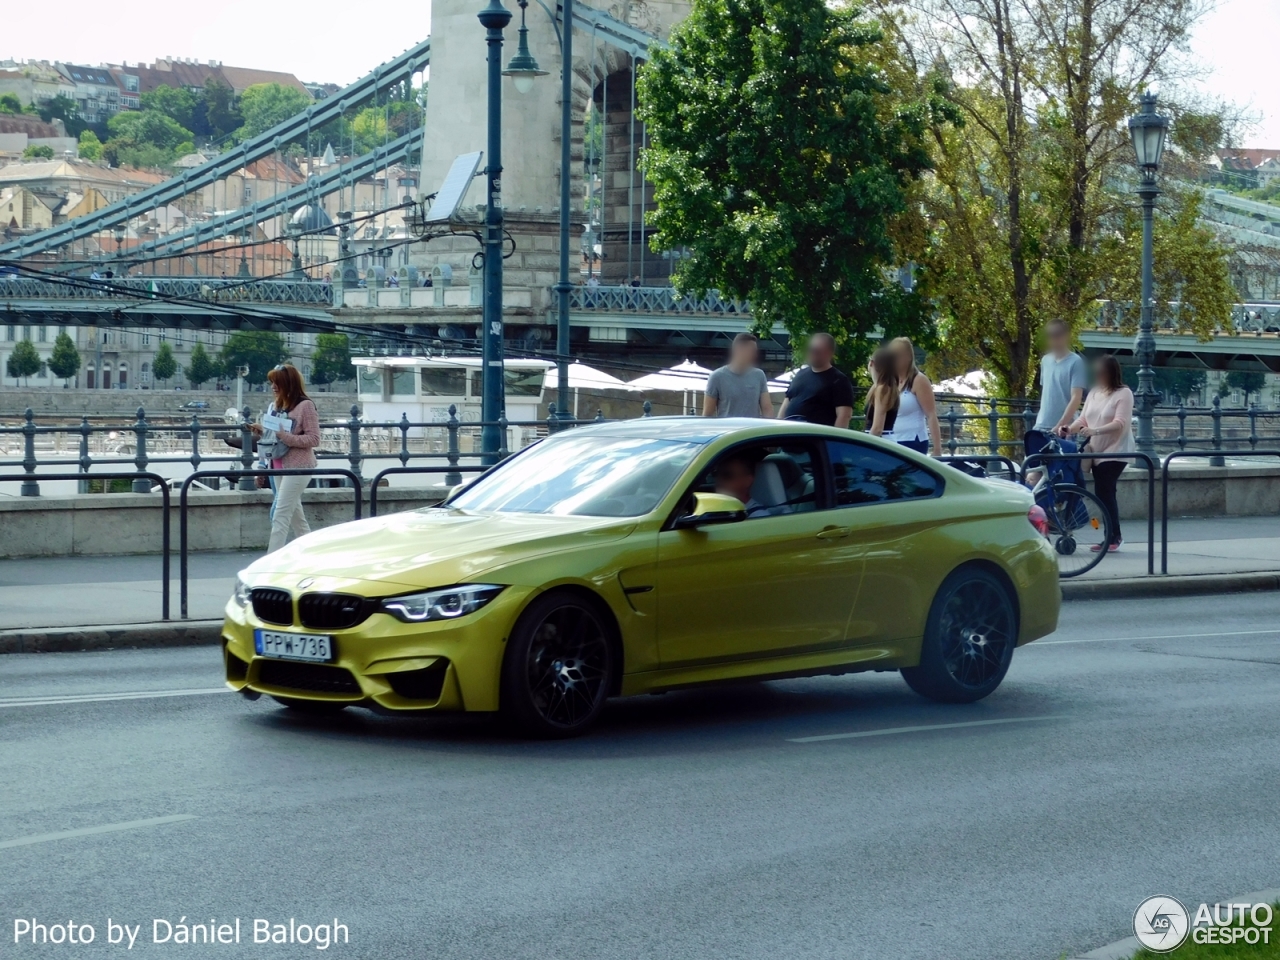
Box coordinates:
[1,518,1277,637]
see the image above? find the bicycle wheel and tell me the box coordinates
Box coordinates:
[1044,484,1112,578]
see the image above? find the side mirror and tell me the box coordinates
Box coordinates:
[673,492,748,529]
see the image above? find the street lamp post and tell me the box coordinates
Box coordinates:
[554,0,575,424]
[1127,92,1170,457]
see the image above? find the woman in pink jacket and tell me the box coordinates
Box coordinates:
[250,364,321,553]
[1060,355,1133,552]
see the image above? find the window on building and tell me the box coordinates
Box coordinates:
[141,331,151,346]
[141,363,150,384]
[4,326,13,342]
[37,325,48,343]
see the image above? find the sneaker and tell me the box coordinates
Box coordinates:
[1090,543,1105,553]
[1108,540,1123,553]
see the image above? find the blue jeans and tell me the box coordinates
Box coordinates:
[898,438,929,454]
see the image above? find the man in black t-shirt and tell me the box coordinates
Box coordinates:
[778,333,855,427]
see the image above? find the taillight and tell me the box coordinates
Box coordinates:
[1028,505,1049,536]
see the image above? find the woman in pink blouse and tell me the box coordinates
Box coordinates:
[249,364,321,553]
[1059,355,1133,552]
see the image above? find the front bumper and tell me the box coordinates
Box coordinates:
[221,585,534,713]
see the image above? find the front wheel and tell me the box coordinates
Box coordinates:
[901,567,1017,703]
[1046,484,1111,578]
[500,591,615,739]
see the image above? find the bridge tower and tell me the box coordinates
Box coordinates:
[412,0,691,350]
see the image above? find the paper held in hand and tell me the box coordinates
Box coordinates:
[261,412,294,434]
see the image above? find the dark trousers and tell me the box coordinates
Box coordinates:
[1091,460,1126,544]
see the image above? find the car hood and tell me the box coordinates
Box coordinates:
[243,507,637,591]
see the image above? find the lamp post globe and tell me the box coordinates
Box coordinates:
[1127,91,1170,457]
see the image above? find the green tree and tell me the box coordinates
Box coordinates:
[104,110,196,167]
[22,144,54,159]
[1121,366,1206,404]
[638,0,946,370]
[77,129,103,161]
[47,331,81,386]
[36,94,88,137]
[140,84,198,130]
[202,78,241,139]
[219,330,287,384]
[1223,370,1266,405]
[879,0,1233,396]
[152,342,178,384]
[236,83,312,141]
[184,341,219,388]
[0,93,23,114]
[310,333,354,386]
[6,339,42,385]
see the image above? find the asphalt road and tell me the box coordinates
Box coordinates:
[2,594,1279,959]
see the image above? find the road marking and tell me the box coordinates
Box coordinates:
[1036,628,1280,646]
[788,715,1063,743]
[0,688,228,709]
[0,815,197,850]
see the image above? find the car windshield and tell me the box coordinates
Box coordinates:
[448,435,701,517]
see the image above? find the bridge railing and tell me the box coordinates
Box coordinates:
[0,401,646,498]
[0,275,337,307]
[569,284,751,316]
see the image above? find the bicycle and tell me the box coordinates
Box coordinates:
[1024,435,1113,578]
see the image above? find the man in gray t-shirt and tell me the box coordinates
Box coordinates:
[704,333,773,418]
[1033,320,1087,432]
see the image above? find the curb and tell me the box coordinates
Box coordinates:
[1062,571,1280,601]
[1067,887,1280,960]
[0,621,223,655]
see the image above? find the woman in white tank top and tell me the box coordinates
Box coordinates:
[886,337,941,455]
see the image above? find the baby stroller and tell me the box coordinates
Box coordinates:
[1024,434,1113,577]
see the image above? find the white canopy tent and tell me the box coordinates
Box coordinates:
[628,360,714,415]
[543,362,633,418]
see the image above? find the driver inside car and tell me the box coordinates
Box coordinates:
[713,453,788,519]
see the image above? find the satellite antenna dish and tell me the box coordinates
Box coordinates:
[423,151,484,223]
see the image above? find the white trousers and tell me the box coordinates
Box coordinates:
[268,473,311,553]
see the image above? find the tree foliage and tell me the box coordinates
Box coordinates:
[203,79,242,139]
[105,110,196,168]
[877,0,1233,396]
[36,94,88,138]
[236,83,313,141]
[0,93,23,114]
[47,331,81,385]
[219,330,287,384]
[152,342,178,383]
[310,334,354,386]
[185,342,219,388]
[1223,370,1266,403]
[141,85,199,131]
[6,339,42,384]
[638,0,950,369]
[77,129,103,161]
[22,144,54,159]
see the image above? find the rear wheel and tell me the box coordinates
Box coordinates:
[500,591,615,739]
[1045,484,1111,578]
[270,695,348,715]
[901,567,1017,703]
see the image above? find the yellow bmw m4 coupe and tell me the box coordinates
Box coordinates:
[222,418,1060,737]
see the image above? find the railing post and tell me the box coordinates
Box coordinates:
[946,405,958,455]
[1210,395,1224,467]
[20,408,39,497]
[547,402,559,435]
[643,400,652,418]
[1248,402,1259,451]
[987,398,999,456]
[1022,405,1036,438]
[498,413,509,459]
[237,405,256,491]
[1176,403,1187,450]
[131,406,151,493]
[347,403,363,483]
[445,404,462,487]
[189,416,203,472]
[595,408,605,422]
[398,412,411,466]
[77,416,91,494]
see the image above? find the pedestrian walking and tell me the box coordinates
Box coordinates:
[1061,355,1133,552]
[250,364,320,554]
[863,347,899,437]
[1025,319,1087,480]
[777,333,854,428]
[704,333,774,418]
[888,337,941,455]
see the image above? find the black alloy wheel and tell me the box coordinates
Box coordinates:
[501,592,614,738]
[901,567,1017,703]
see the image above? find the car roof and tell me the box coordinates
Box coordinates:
[554,417,855,445]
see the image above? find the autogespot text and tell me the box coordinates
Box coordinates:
[12,917,349,950]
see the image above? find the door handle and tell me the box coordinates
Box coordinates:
[816,525,852,540]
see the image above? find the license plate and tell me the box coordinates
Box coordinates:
[254,629,333,663]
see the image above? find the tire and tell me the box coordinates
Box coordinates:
[270,695,348,715]
[901,567,1018,704]
[1047,484,1112,578]
[500,590,615,739]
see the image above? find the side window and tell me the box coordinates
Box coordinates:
[826,440,941,507]
[688,441,820,519]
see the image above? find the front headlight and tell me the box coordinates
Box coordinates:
[233,575,252,608]
[380,584,504,623]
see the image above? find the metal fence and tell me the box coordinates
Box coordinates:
[0,400,637,497]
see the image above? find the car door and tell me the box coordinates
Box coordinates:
[653,440,864,667]
[824,439,947,643]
